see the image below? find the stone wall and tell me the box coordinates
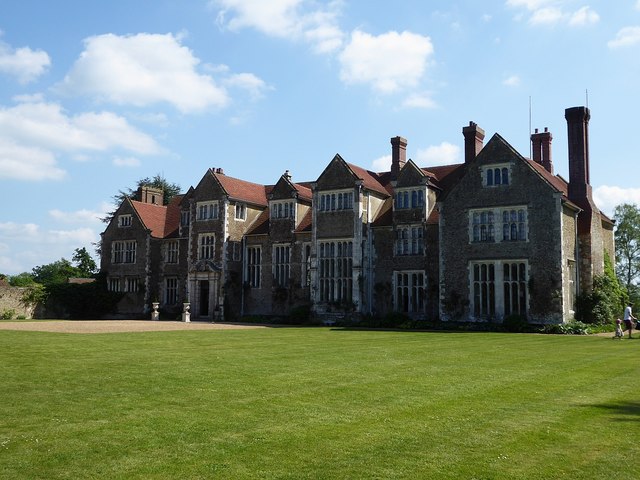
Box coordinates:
[0,284,36,319]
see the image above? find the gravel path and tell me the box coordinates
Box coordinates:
[0,320,268,334]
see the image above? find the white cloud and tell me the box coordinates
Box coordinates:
[506,0,551,8]
[0,138,65,181]
[507,1,600,27]
[503,75,521,87]
[608,26,640,49]
[339,30,434,93]
[0,101,161,154]
[113,156,141,167]
[213,0,344,54]
[415,142,461,166]
[0,38,50,83]
[49,208,105,224]
[224,72,272,99]
[0,221,99,275]
[637,0,640,11]
[371,154,391,172]
[0,100,162,181]
[58,33,230,113]
[529,6,564,25]
[593,185,640,216]
[568,6,599,26]
[12,93,44,103]
[402,93,437,109]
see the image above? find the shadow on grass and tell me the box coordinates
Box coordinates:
[587,401,640,422]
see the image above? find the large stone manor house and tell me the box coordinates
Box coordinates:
[100,106,614,324]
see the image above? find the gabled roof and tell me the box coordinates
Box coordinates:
[345,162,389,196]
[211,169,269,207]
[293,183,313,202]
[130,198,181,239]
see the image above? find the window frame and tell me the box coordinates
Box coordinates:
[318,190,354,212]
[246,246,261,288]
[118,214,132,228]
[481,163,511,188]
[468,206,528,243]
[196,201,219,221]
[198,233,215,260]
[394,270,426,313]
[393,187,425,210]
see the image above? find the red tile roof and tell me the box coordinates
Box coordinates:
[526,160,569,196]
[294,183,313,202]
[212,170,268,207]
[345,162,389,196]
[131,199,181,239]
[295,209,312,232]
[245,209,270,235]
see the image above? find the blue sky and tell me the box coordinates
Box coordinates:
[1,0,640,275]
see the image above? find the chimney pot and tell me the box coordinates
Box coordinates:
[462,122,485,163]
[390,136,407,179]
[566,106,591,202]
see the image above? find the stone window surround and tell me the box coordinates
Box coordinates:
[481,163,511,187]
[318,189,354,212]
[468,206,528,243]
[197,201,219,221]
[270,200,296,220]
[118,214,132,227]
[393,187,425,210]
[394,270,426,313]
[469,259,528,320]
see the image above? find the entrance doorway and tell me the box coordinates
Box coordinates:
[199,280,209,317]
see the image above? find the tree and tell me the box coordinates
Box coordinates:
[102,174,181,223]
[8,272,36,287]
[576,251,627,324]
[72,247,97,277]
[613,203,640,295]
[32,258,79,286]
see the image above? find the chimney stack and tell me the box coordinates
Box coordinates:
[463,121,485,163]
[390,136,407,179]
[565,106,591,202]
[530,127,553,174]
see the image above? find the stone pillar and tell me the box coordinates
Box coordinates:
[151,302,160,321]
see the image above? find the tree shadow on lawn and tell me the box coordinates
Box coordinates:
[585,401,640,422]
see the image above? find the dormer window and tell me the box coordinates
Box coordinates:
[483,164,510,187]
[271,200,296,219]
[394,188,424,210]
[235,203,247,220]
[118,215,132,227]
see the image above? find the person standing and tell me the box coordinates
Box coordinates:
[623,303,637,339]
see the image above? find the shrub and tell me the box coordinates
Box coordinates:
[502,314,529,332]
[1,309,16,320]
[575,252,626,325]
[289,304,312,324]
[542,321,591,335]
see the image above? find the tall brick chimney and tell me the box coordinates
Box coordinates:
[462,121,485,163]
[566,106,591,203]
[390,136,407,179]
[530,127,553,174]
[565,105,603,292]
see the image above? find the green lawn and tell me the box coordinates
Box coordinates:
[1,327,638,479]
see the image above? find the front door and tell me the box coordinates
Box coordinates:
[199,280,209,317]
